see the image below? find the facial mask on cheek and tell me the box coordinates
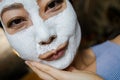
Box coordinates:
[0,0,81,69]
[0,0,41,61]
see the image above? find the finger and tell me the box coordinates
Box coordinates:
[27,61,65,79]
[25,61,56,80]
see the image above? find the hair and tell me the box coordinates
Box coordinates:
[0,22,3,28]
[69,0,73,4]
[107,6,120,39]
[108,30,120,40]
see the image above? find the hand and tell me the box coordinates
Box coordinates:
[25,61,103,80]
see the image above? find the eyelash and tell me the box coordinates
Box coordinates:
[7,17,26,28]
[45,0,63,12]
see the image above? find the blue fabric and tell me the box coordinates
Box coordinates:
[92,41,120,80]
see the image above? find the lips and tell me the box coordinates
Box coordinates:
[38,42,68,61]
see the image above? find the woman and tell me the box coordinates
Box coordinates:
[25,33,120,80]
[1,0,117,80]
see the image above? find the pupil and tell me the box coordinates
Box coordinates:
[14,19,22,24]
[48,1,56,8]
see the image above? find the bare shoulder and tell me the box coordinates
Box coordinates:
[110,35,120,45]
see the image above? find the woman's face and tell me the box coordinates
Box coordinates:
[0,0,81,69]
[1,0,67,34]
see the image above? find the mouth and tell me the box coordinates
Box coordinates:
[38,41,68,61]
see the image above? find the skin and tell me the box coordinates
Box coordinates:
[1,0,112,79]
[25,38,99,80]
[1,0,66,34]
[1,6,32,34]
[111,35,120,45]
[25,61,103,80]
[1,0,102,79]
[25,35,120,80]
[37,0,66,20]
[1,0,81,69]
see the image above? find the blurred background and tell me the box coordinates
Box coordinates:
[0,0,120,80]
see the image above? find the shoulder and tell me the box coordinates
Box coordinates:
[110,35,120,45]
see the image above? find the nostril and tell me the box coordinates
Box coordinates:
[39,42,46,45]
[39,35,57,45]
[52,35,57,40]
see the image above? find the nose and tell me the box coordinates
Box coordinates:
[39,35,57,45]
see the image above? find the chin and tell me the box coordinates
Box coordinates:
[42,52,76,69]
[42,38,80,69]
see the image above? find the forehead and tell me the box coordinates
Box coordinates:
[0,0,59,10]
[0,0,68,21]
[0,0,39,13]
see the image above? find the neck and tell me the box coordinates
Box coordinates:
[70,51,85,70]
[70,48,96,70]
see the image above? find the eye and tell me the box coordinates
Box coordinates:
[45,0,63,12]
[7,17,27,29]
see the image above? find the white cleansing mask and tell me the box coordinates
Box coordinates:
[0,0,81,69]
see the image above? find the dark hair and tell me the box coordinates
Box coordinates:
[69,0,73,4]
[108,30,120,40]
[106,6,120,39]
[107,6,120,25]
[0,22,3,28]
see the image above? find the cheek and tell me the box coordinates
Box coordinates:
[47,19,75,37]
[45,11,76,37]
[5,26,37,58]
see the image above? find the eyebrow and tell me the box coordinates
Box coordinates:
[1,3,23,16]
